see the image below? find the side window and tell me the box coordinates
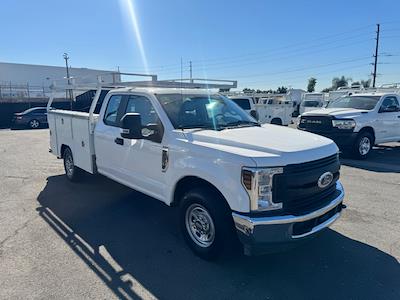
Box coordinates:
[125,95,159,126]
[124,95,162,139]
[380,96,400,112]
[232,99,251,110]
[104,95,123,126]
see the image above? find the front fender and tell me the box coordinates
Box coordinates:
[166,147,254,212]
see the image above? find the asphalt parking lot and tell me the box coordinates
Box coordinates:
[0,129,399,300]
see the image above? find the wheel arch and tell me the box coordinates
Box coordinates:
[270,118,282,125]
[60,144,70,158]
[171,176,229,209]
[358,126,375,144]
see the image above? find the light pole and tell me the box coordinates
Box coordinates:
[63,53,73,109]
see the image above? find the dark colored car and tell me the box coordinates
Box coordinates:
[11,107,48,129]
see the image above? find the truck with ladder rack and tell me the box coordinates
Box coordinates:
[47,73,345,259]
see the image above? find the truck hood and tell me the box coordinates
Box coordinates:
[184,124,338,166]
[302,108,369,119]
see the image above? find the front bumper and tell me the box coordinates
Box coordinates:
[298,128,358,149]
[232,181,345,255]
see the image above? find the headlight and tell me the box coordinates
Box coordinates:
[332,119,356,130]
[242,167,283,211]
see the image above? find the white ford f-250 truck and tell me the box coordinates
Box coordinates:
[47,79,345,260]
[298,92,400,159]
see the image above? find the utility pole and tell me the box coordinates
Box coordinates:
[372,24,380,88]
[189,61,193,83]
[63,53,73,109]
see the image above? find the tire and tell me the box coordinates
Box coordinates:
[352,131,374,159]
[179,187,237,260]
[63,147,84,182]
[29,119,40,129]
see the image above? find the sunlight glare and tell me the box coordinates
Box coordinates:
[119,0,149,73]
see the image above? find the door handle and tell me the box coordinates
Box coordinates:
[397,115,400,118]
[114,137,124,145]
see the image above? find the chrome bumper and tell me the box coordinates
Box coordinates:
[232,182,345,251]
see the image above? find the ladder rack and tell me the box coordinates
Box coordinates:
[49,72,237,91]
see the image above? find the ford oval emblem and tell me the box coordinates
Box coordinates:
[318,172,333,188]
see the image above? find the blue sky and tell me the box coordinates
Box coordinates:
[1,0,400,90]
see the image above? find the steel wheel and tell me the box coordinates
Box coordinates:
[29,119,40,129]
[359,136,371,156]
[185,203,215,248]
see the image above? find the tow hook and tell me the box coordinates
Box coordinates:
[341,204,347,209]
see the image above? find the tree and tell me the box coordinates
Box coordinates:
[332,76,351,90]
[276,86,287,94]
[360,79,371,88]
[321,87,331,93]
[243,88,255,93]
[307,77,317,92]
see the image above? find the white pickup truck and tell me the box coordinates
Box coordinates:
[228,95,293,125]
[48,85,345,259]
[298,92,400,159]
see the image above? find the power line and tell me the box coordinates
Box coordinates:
[231,57,371,79]
[115,24,375,74]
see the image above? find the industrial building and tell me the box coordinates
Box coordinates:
[0,61,120,127]
[0,61,120,99]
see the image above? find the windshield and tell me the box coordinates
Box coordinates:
[327,96,381,110]
[302,100,321,107]
[156,93,258,130]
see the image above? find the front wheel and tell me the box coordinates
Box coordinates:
[63,147,84,182]
[179,187,237,260]
[352,132,373,159]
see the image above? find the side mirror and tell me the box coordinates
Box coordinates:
[379,105,399,113]
[250,110,258,120]
[121,113,143,139]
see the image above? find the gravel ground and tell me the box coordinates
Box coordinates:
[0,128,399,300]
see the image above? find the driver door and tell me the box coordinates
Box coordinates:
[376,96,400,142]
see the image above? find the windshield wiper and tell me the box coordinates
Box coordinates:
[221,120,260,129]
[177,124,215,130]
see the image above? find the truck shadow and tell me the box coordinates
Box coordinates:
[340,144,400,173]
[37,175,400,300]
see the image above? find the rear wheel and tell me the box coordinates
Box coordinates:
[29,119,40,129]
[179,187,237,260]
[352,132,373,159]
[63,147,83,182]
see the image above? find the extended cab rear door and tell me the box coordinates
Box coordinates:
[94,94,127,177]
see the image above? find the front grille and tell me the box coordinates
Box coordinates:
[273,154,340,216]
[299,116,333,132]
